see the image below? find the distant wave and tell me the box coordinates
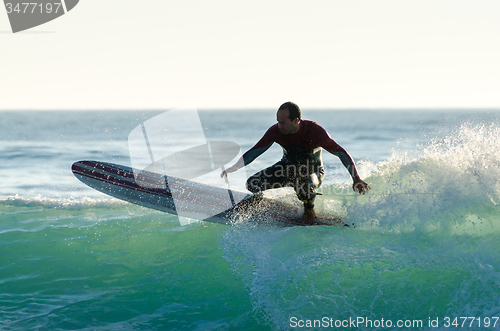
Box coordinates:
[0,195,127,210]
[354,135,395,141]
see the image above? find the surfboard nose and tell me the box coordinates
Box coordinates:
[72,160,98,175]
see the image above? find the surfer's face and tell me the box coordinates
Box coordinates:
[277,109,300,135]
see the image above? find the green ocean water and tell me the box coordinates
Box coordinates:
[2,178,499,330]
[0,199,265,330]
[1,110,500,330]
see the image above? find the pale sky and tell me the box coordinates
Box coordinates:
[1,0,500,110]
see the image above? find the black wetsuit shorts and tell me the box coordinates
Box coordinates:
[246,159,325,209]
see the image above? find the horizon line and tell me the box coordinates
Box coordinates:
[2,107,500,112]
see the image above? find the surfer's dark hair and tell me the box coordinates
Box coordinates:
[279,102,301,121]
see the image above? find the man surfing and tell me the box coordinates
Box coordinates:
[221,102,370,223]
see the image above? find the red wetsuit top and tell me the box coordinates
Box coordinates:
[242,120,359,180]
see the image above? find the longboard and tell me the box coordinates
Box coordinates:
[71,161,348,227]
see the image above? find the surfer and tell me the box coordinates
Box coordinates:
[221,102,370,223]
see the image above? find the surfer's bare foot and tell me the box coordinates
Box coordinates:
[302,208,316,224]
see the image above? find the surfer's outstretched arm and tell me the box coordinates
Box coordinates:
[316,126,371,194]
[220,156,244,178]
[352,178,370,195]
[220,127,275,178]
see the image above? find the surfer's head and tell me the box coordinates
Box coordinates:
[277,102,301,135]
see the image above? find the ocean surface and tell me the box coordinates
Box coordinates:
[1,109,499,330]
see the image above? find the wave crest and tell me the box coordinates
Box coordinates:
[0,195,127,210]
[335,123,500,234]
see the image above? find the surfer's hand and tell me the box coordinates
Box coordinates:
[220,166,238,178]
[353,178,370,195]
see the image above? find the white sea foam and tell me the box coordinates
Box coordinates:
[0,194,127,210]
[324,123,500,234]
[222,124,500,330]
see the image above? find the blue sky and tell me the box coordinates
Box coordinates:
[1,0,500,110]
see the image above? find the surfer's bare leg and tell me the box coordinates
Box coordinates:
[302,205,316,224]
[296,172,322,223]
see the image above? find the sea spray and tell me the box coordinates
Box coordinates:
[339,123,500,235]
[221,123,500,330]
